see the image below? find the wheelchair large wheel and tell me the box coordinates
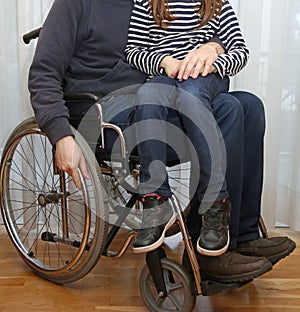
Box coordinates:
[0,117,108,284]
[139,258,196,312]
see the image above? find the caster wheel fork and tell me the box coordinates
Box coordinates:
[139,256,196,312]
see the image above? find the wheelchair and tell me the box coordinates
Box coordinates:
[0,28,269,312]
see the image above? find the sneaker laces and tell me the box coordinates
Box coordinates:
[202,207,229,230]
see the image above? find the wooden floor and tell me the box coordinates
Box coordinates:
[0,226,299,312]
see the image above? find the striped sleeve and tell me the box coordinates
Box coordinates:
[125,0,166,76]
[214,0,250,77]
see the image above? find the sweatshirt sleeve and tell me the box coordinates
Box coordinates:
[213,0,250,78]
[28,0,86,145]
[125,0,167,76]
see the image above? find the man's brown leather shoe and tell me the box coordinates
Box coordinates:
[236,236,296,265]
[182,250,272,283]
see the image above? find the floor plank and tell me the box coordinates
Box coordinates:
[0,226,299,311]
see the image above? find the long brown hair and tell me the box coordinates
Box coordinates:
[150,0,223,28]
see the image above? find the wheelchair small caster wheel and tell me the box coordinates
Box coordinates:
[139,258,196,312]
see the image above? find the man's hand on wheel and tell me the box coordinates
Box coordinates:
[55,136,90,189]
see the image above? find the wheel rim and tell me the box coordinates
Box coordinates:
[0,128,93,274]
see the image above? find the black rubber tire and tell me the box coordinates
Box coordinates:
[139,258,196,312]
[0,117,108,284]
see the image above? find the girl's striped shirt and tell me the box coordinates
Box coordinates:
[125,0,249,78]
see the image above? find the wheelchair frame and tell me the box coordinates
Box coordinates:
[0,28,269,312]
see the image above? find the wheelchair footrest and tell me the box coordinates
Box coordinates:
[200,279,252,296]
[41,231,90,250]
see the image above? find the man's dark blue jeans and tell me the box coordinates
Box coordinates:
[187,91,265,249]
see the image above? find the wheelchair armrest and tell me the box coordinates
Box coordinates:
[64,93,101,130]
[64,92,101,103]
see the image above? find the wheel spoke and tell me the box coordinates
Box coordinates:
[1,120,107,283]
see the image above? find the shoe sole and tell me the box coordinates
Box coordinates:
[197,230,230,257]
[132,212,176,254]
[268,240,296,265]
[201,260,273,284]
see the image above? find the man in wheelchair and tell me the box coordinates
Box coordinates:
[28,0,295,285]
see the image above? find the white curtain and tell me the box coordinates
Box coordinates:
[233,0,300,231]
[0,0,53,156]
[1,0,300,231]
[0,0,53,224]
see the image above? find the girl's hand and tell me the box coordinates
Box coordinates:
[177,42,223,81]
[160,56,182,78]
